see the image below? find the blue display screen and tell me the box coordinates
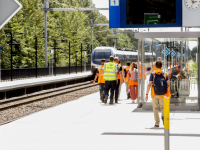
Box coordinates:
[109,0,182,28]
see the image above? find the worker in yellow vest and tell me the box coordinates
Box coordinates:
[103,56,118,104]
[93,59,106,102]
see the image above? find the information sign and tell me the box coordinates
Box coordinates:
[144,14,160,25]
[162,48,170,56]
[171,50,176,57]
[176,52,181,57]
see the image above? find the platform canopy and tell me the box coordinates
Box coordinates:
[134,31,200,41]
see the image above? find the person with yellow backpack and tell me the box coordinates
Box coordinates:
[93,59,106,102]
[145,61,171,127]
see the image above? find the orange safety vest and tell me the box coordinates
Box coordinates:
[98,65,105,83]
[125,66,130,82]
[168,64,172,80]
[175,65,179,74]
[151,62,157,72]
[151,70,171,98]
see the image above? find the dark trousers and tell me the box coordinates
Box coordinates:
[114,79,120,102]
[99,83,105,99]
[104,80,116,100]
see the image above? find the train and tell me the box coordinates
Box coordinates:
[91,46,156,74]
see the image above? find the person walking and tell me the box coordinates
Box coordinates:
[118,60,124,99]
[103,56,118,104]
[124,62,131,99]
[93,59,106,102]
[114,58,123,103]
[145,61,170,127]
[127,62,138,103]
[151,57,162,73]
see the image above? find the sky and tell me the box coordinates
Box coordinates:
[92,0,198,50]
[92,0,109,19]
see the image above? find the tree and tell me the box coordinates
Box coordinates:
[191,46,197,59]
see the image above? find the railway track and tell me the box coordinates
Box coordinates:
[0,81,99,125]
[0,81,98,111]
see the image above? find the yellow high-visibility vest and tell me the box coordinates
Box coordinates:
[103,62,117,81]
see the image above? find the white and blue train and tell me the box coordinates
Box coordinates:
[91,46,156,74]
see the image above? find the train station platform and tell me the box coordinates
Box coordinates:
[0,71,93,100]
[0,85,200,150]
[0,71,93,92]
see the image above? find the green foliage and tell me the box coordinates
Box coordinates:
[0,0,137,69]
[191,46,197,60]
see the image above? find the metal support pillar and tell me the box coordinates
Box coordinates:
[152,39,154,70]
[10,33,13,81]
[141,39,145,104]
[44,0,49,67]
[35,37,38,78]
[164,97,170,150]
[198,38,200,110]
[115,29,117,48]
[137,38,143,108]
[164,39,166,73]
[54,40,56,76]
[170,40,172,68]
[181,28,183,71]
[76,53,77,74]
[81,43,82,73]
[69,41,70,74]
[90,19,93,53]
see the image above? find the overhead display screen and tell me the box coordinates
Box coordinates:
[109,0,182,28]
[126,0,176,25]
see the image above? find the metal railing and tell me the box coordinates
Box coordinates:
[1,65,91,82]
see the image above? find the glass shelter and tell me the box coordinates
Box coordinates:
[135,31,200,111]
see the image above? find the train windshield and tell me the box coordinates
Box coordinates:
[94,49,111,63]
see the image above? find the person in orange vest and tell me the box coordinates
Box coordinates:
[175,62,179,74]
[118,60,124,99]
[127,62,138,103]
[168,64,172,80]
[145,61,171,128]
[124,62,131,99]
[93,59,106,102]
[151,57,162,73]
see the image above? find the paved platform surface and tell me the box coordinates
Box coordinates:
[0,72,92,91]
[0,84,200,150]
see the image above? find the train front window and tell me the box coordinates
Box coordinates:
[94,49,111,63]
